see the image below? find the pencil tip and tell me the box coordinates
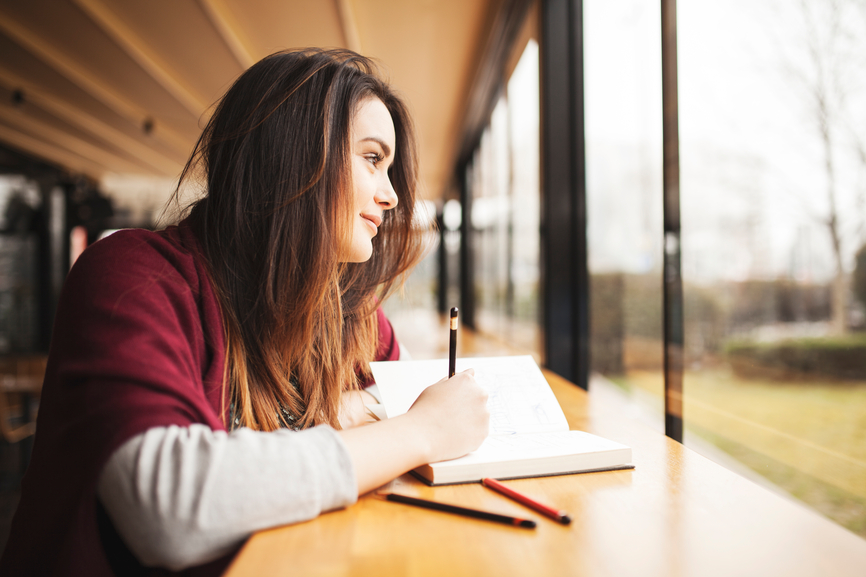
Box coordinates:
[559,515,572,525]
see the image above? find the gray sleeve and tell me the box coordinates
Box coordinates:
[97,423,358,570]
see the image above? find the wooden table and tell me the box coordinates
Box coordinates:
[224,369,866,577]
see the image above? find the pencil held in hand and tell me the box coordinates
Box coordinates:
[449,307,458,378]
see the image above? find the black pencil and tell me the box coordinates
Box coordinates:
[381,493,536,529]
[449,307,458,378]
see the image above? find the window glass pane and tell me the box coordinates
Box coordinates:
[585,1,665,426]
[471,40,542,358]
[391,39,540,360]
[473,98,511,335]
[679,0,866,537]
[506,40,541,355]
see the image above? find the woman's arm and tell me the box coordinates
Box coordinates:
[98,369,488,570]
[339,369,488,494]
[98,424,357,570]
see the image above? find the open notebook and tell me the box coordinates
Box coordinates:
[370,355,633,485]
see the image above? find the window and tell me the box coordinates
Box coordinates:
[585,1,665,423]
[467,39,541,357]
[586,0,866,538]
[0,176,40,353]
[678,0,866,537]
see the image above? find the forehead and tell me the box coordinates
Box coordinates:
[352,97,396,147]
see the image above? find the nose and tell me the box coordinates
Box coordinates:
[376,174,399,210]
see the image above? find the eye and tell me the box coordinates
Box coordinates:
[365,153,384,167]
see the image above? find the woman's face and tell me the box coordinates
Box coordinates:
[343,97,399,263]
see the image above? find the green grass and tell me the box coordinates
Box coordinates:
[618,368,866,538]
[688,423,866,538]
[725,332,866,351]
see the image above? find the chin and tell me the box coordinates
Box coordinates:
[345,245,374,263]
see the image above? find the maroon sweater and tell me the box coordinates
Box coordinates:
[0,222,399,576]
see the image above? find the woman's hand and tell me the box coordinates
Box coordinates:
[404,369,489,463]
[337,368,489,495]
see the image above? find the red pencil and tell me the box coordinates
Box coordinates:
[481,478,572,525]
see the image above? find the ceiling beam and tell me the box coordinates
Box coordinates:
[0,103,154,175]
[73,0,209,117]
[336,0,362,53]
[0,124,108,178]
[197,0,257,70]
[0,67,183,177]
[0,9,192,156]
[456,0,536,169]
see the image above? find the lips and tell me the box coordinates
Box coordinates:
[361,213,382,233]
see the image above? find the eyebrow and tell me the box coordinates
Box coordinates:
[358,136,392,159]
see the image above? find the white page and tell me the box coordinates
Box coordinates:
[370,356,568,436]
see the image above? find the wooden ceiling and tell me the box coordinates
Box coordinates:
[0,0,503,201]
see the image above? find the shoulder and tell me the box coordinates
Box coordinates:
[64,225,209,309]
[53,224,223,365]
[71,226,200,287]
[46,222,226,424]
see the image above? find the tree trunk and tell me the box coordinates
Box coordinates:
[818,87,847,334]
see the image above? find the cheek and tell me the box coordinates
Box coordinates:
[354,174,376,205]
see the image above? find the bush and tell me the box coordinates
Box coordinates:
[590,272,665,374]
[725,334,866,381]
[590,273,625,375]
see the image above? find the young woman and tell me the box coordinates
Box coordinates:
[1,49,489,576]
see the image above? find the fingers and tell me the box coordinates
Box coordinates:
[429,367,475,389]
[406,368,489,463]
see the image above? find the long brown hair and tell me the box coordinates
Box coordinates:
[175,48,426,431]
